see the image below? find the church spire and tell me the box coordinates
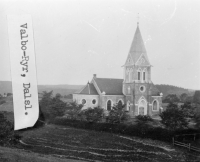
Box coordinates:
[125,22,150,65]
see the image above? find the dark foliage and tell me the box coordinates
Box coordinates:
[162,94,180,103]
[0,112,21,146]
[106,104,130,124]
[180,102,195,119]
[160,103,188,130]
[65,101,83,120]
[33,106,46,128]
[136,115,153,122]
[52,117,200,143]
[83,107,104,123]
[180,93,188,103]
[39,91,66,122]
[193,90,200,104]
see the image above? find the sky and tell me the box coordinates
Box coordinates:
[0,0,199,90]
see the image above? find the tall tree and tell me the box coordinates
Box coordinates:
[193,91,200,104]
[180,93,188,103]
[160,103,188,130]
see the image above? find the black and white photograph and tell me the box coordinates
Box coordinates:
[0,0,200,161]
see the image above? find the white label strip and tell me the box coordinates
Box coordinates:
[7,15,39,130]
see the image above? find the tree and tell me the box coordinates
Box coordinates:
[162,94,180,103]
[194,104,200,128]
[180,102,195,119]
[39,91,53,120]
[106,104,130,124]
[0,112,20,145]
[39,91,66,121]
[160,103,188,130]
[180,93,188,103]
[65,101,83,120]
[83,107,104,123]
[193,91,200,104]
[50,95,66,118]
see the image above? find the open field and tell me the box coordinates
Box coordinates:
[16,124,200,162]
[0,145,85,162]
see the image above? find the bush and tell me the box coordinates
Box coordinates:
[65,101,83,120]
[136,115,153,122]
[160,103,188,130]
[106,104,130,124]
[83,107,104,123]
[39,91,66,122]
[0,112,21,146]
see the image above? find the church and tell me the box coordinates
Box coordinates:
[73,23,162,117]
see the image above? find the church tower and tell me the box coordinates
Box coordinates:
[123,23,161,117]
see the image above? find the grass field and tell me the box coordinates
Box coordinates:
[16,124,200,162]
[0,146,84,162]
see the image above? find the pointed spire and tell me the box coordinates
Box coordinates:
[127,24,150,64]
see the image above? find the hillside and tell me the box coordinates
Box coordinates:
[0,81,83,96]
[0,81,195,97]
[155,84,194,97]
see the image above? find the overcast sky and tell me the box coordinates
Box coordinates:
[0,0,199,89]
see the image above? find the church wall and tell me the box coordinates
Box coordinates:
[101,95,125,110]
[73,94,99,109]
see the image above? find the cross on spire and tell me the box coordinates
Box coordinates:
[137,13,139,25]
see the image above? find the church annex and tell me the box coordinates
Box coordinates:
[73,23,162,117]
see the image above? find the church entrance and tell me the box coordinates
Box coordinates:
[138,99,147,115]
[139,107,144,115]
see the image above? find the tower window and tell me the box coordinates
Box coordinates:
[107,100,112,111]
[143,71,145,81]
[138,71,141,80]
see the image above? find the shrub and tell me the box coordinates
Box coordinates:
[65,101,83,120]
[39,91,66,122]
[0,112,21,146]
[136,115,153,122]
[160,103,188,130]
[83,107,104,123]
[106,104,130,124]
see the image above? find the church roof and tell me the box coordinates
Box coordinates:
[93,78,123,95]
[128,25,150,64]
[78,82,98,95]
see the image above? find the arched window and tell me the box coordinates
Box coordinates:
[143,71,145,81]
[152,100,158,111]
[143,69,147,81]
[128,86,131,94]
[137,69,141,81]
[118,100,123,109]
[107,100,112,111]
[126,101,131,111]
